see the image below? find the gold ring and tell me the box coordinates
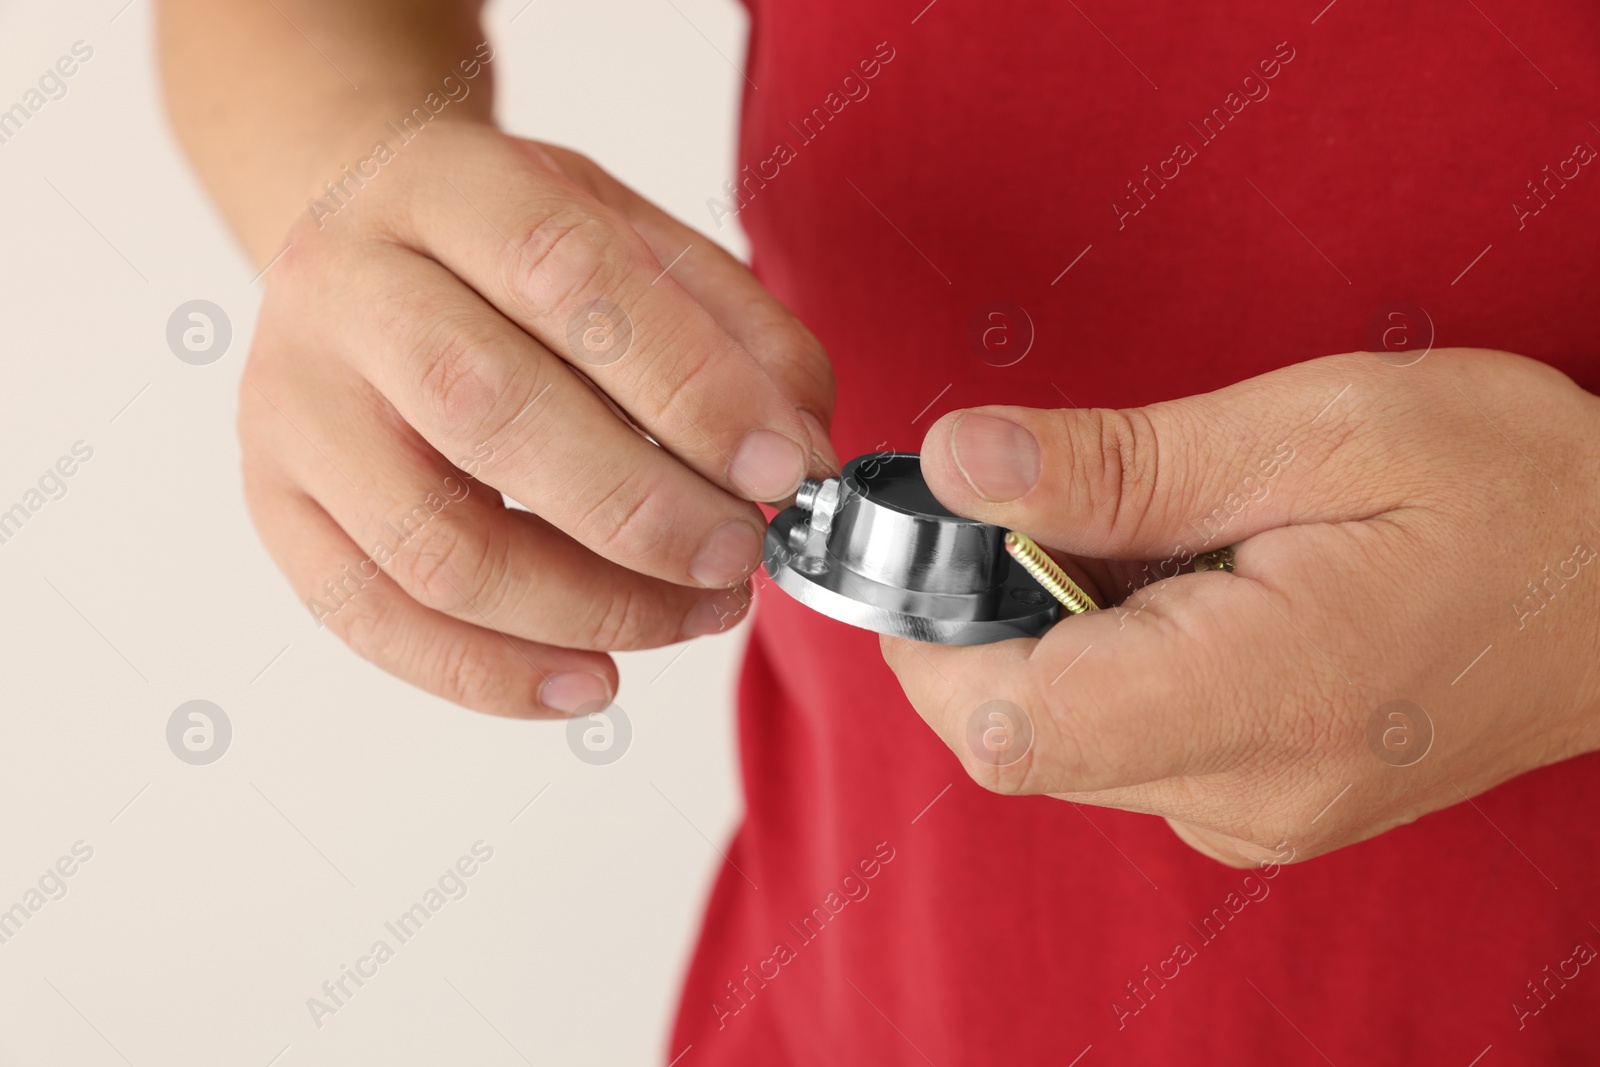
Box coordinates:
[1193,546,1236,573]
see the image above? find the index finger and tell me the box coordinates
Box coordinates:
[401,134,820,503]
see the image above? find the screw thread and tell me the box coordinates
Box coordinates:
[1004,531,1098,616]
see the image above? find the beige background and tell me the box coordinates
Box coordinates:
[0,1,750,1063]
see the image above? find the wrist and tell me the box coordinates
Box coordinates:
[161,3,500,262]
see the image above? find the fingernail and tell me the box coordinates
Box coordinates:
[950,413,1040,501]
[538,671,612,715]
[682,584,751,639]
[729,429,806,501]
[799,410,841,472]
[690,520,762,588]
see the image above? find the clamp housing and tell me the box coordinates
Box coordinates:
[762,452,1059,645]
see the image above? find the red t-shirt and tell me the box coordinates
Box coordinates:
[671,2,1600,1063]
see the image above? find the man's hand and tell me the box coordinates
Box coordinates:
[159,3,835,717]
[242,124,836,716]
[882,349,1600,866]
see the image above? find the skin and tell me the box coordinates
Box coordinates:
[163,3,1599,866]
[158,0,837,717]
[883,349,1600,866]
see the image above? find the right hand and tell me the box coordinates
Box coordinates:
[239,122,837,717]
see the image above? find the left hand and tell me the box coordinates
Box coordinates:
[882,348,1600,866]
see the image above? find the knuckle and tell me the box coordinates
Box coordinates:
[272,218,329,283]
[569,470,672,567]
[267,214,356,304]
[634,333,718,425]
[579,583,653,651]
[428,636,513,710]
[411,314,539,445]
[413,316,499,435]
[507,206,630,317]
[1076,407,1166,542]
[388,513,496,612]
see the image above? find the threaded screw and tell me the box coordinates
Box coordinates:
[1003,531,1099,616]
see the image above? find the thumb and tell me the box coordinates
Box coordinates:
[918,357,1387,559]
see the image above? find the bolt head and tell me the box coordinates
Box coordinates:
[807,478,843,542]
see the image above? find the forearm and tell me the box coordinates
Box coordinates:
[157,0,492,262]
